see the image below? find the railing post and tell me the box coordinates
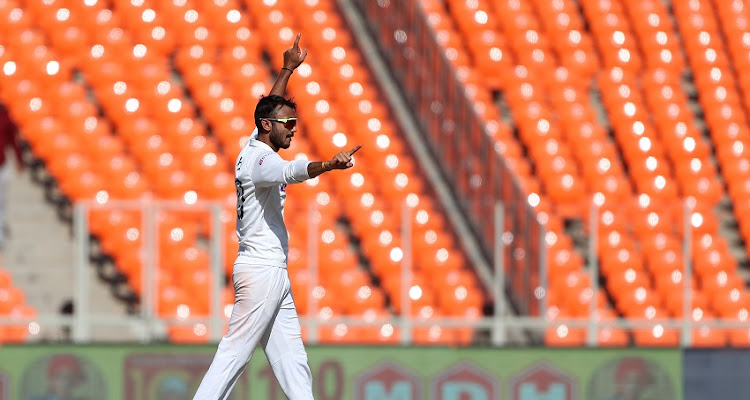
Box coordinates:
[72,203,90,343]
[491,202,506,346]
[143,201,156,341]
[538,220,548,323]
[682,199,694,347]
[587,199,599,347]
[401,202,413,345]
[307,202,319,344]
[210,204,224,342]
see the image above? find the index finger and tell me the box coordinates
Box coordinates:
[347,145,362,156]
[293,33,301,49]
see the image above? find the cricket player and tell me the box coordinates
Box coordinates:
[193,34,361,400]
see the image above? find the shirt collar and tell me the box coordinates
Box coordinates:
[249,139,275,152]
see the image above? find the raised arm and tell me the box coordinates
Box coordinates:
[269,33,308,97]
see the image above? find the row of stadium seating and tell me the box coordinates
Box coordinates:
[417,0,750,346]
[0,0,484,344]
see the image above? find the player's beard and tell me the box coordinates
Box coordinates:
[270,124,291,150]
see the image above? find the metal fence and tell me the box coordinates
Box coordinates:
[0,197,745,348]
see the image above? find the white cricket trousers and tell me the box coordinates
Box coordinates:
[193,264,314,400]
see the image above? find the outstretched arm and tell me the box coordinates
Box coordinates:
[251,146,362,186]
[307,146,362,179]
[269,33,308,97]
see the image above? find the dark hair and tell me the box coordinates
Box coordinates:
[254,95,297,131]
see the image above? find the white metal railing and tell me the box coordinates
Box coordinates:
[69,199,226,343]
[1,198,748,347]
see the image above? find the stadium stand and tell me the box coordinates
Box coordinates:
[409,0,750,346]
[4,0,750,348]
[0,0,483,345]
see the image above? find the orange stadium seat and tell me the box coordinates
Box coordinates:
[0,275,36,343]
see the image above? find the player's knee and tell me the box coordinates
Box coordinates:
[285,375,314,400]
[217,336,241,357]
[286,388,315,400]
[297,355,313,380]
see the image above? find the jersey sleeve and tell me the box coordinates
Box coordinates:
[251,151,311,186]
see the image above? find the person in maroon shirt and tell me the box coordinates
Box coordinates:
[0,102,24,248]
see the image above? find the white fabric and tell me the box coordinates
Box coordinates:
[233,139,311,269]
[194,133,315,399]
[192,265,314,400]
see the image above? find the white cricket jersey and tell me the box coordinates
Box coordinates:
[234,134,311,269]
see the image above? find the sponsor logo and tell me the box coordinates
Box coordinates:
[430,362,499,400]
[354,361,422,400]
[509,362,576,400]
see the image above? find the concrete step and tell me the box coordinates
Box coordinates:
[3,161,137,342]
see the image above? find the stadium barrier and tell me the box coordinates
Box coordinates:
[0,198,747,347]
[0,345,682,399]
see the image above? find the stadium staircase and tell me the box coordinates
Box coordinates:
[2,161,133,341]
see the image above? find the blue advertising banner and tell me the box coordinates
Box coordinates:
[684,349,750,400]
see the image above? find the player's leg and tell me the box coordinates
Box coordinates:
[193,265,286,400]
[260,271,314,400]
